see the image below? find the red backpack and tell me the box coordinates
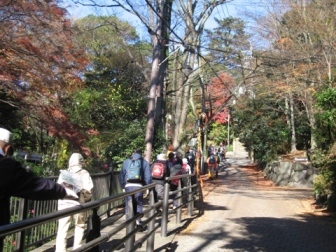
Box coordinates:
[151,162,166,179]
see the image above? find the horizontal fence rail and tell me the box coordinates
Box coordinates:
[3,171,201,252]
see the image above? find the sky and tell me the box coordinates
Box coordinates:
[65,0,263,34]
[63,0,269,53]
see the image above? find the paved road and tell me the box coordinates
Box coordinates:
[166,157,336,252]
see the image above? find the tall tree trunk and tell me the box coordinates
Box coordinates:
[145,1,166,162]
[289,93,297,152]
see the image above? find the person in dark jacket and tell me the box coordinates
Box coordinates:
[0,128,76,251]
[119,150,151,226]
[169,154,185,209]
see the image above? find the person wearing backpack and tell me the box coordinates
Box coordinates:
[167,152,176,170]
[119,150,151,227]
[169,154,185,209]
[55,153,94,252]
[151,153,170,204]
[206,152,217,179]
[185,147,195,173]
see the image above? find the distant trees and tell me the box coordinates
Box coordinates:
[0,0,88,155]
[63,15,155,163]
[228,0,336,207]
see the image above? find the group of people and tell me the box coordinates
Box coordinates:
[207,142,226,179]
[1,125,197,251]
[118,148,196,228]
[0,127,92,251]
[207,142,226,162]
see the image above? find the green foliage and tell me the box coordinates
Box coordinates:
[314,87,336,149]
[207,122,230,145]
[103,119,147,169]
[102,119,165,168]
[310,148,336,200]
[60,15,151,160]
[232,95,290,167]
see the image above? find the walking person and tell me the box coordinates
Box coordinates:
[185,147,195,172]
[0,128,77,251]
[55,153,94,252]
[151,153,170,208]
[167,152,175,170]
[219,142,226,161]
[182,158,191,175]
[206,152,218,179]
[119,150,151,227]
[169,153,185,209]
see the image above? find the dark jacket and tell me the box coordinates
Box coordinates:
[0,155,66,250]
[119,153,152,188]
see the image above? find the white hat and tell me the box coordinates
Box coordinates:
[182,158,188,164]
[0,128,13,144]
[69,153,84,167]
[157,153,167,161]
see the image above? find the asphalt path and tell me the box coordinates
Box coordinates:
[166,157,336,252]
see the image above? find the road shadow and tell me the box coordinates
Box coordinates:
[165,214,336,252]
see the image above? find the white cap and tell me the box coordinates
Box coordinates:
[157,153,167,161]
[69,153,84,167]
[182,158,188,164]
[0,128,13,144]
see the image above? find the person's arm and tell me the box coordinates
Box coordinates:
[143,160,152,185]
[2,159,66,200]
[118,161,127,189]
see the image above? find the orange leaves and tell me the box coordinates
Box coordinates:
[277,37,294,50]
[207,72,234,124]
[207,72,233,106]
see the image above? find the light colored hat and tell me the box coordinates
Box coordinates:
[69,153,84,167]
[0,128,13,144]
[182,158,188,164]
[157,153,167,161]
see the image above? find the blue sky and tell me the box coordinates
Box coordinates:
[65,0,259,29]
[64,0,265,46]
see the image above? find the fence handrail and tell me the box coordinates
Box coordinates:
[0,184,155,238]
[4,172,201,252]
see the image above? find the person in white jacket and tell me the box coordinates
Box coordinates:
[55,153,94,252]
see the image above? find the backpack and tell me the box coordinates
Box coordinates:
[182,163,187,172]
[170,165,183,186]
[209,155,216,164]
[76,169,93,203]
[151,162,166,179]
[79,189,92,203]
[126,159,142,182]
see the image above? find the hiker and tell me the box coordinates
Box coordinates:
[218,142,226,161]
[151,153,170,204]
[185,147,196,174]
[169,153,185,209]
[55,153,94,252]
[206,152,218,179]
[119,150,151,227]
[167,152,176,170]
[182,158,191,175]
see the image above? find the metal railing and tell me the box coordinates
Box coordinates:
[4,169,121,252]
[1,172,201,252]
